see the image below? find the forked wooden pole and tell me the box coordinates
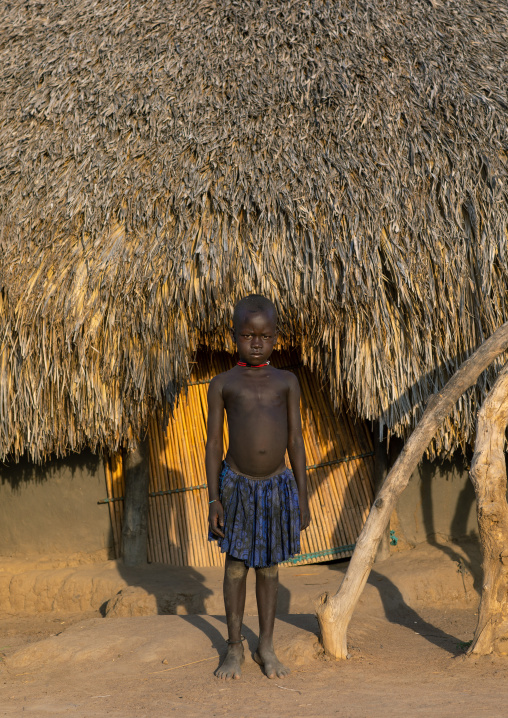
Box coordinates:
[468,362,508,656]
[316,321,508,659]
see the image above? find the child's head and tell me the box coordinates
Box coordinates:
[232,295,278,365]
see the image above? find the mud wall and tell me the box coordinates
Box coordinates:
[0,443,477,561]
[394,453,478,547]
[0,450,113,560]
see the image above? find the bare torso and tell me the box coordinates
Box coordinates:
[220,366,291,478]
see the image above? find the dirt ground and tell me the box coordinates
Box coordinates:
[2,542,508,717]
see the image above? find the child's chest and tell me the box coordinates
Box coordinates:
[223,377,287,411]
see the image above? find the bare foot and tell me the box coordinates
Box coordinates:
[215,643,245,680]
[253,647,290,679]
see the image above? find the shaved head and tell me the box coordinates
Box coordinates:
[233,295,277,332]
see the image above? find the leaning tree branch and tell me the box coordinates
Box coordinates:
[316,321,508,659]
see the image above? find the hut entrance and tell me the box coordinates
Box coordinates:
[104,350,375,566]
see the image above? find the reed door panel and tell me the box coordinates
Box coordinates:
[143,350,375,566]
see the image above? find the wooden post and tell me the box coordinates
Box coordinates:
[122,438,150,566]
[373,423,391,563]
[468,362,508,656]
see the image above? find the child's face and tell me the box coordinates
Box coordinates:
[234,310,278,365]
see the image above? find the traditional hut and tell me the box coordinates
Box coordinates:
[0,0,507,564]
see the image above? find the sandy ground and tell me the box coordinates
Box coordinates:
[2,541,508,717]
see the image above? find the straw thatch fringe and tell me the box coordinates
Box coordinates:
[0,0,507,461]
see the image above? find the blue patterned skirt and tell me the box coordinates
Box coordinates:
[208,462,301,568]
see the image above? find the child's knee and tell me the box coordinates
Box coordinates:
[256,564,279,580]
[225,556,249,580]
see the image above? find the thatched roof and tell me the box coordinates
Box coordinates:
[0,0,507,462]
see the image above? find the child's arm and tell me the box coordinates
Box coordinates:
[206,375,225,538]
[287,372,310,530]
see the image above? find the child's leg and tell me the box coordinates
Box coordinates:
[215,554,248,680]
[253,564,290,679]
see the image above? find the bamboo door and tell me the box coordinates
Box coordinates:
[142,350,375,566]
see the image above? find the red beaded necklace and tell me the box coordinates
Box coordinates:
[237,360,271,368]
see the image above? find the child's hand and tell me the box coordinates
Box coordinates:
[209,501,225,538]
[300,501,310,531]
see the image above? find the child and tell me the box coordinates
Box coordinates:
[206,294,310,680]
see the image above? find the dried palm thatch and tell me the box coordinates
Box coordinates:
[0,0,507,462]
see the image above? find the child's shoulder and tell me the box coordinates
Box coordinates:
[209,366,237,389]
[271,367,300,388]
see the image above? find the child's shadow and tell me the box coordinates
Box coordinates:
[113,468,215,616]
